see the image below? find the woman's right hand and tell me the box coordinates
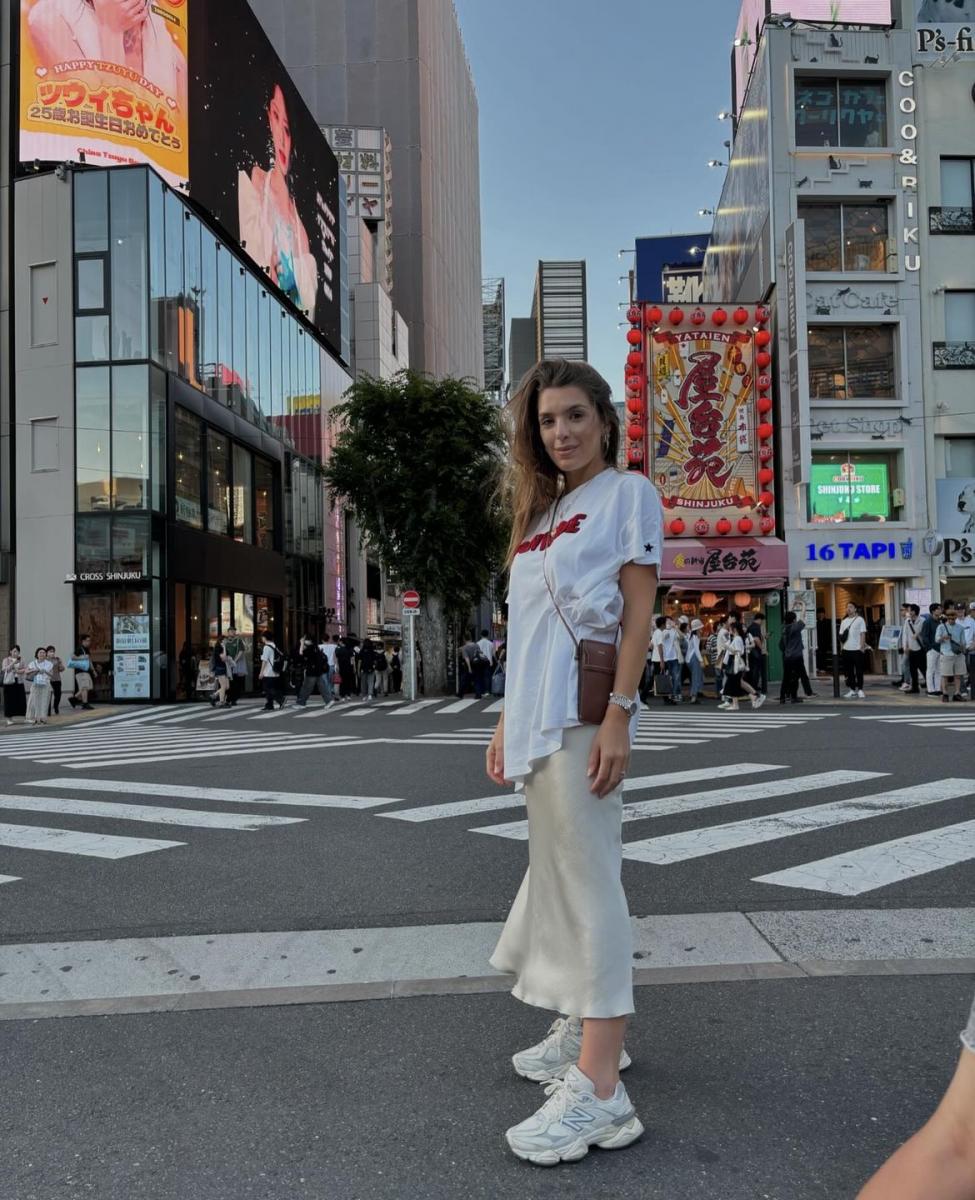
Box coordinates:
[486,719,508,787]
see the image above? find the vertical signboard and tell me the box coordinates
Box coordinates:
[649,310,765,535]
[19,0,190,186]
[785,221,810,485]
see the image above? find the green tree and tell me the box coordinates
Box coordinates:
[324,370,509,694]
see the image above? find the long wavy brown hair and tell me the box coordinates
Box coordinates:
[502,359,620,566]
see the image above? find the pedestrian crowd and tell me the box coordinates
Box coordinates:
[1,633,96,727]
[245,632,407,712]
[892,598,975,702]
[457,628,506,700]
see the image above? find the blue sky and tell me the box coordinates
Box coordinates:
[453,0,741,396]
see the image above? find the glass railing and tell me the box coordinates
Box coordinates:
[933,341,975,369]
[929,207,975,234]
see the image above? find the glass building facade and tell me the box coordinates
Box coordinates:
[71,166,351,701]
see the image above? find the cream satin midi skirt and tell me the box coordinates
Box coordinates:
[489,724,635,1019]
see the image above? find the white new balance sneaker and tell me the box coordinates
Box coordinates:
[511,1016,631,1083]
[505,1064,644,1166]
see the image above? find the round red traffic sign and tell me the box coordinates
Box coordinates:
[402,590,421,609]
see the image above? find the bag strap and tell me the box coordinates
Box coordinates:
[541,501,580,653]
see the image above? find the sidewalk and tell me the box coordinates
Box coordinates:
[784,674,970,708]
[0,703,138,734]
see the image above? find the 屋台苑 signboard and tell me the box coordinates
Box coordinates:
[809,461,891,524]
[189,0,341,356]
[649,309,761,536]
[19,0,189,187]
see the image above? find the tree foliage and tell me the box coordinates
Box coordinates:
[324,371,509,618]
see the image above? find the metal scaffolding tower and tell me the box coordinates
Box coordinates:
[482,277,506,405]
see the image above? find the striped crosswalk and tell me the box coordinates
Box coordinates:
[854,711,975,733]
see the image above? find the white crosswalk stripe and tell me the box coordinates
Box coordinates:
[621,779,975,864]
[28,778,404,811]
[472,770,884,841]
[0,874,19,884]
[0,821,183,858]
[0,793,305,831]
[753,817,975,896]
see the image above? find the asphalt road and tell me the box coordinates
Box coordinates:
[1,698,973,1198]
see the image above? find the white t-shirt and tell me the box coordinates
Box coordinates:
[503,468,663,784]
[477,637,495,664]
[839,614,866,651]
[901,617,921,653]
[28,659,52,685]
[957,615,975,651]
[260,644,278,678]
[686,632,702,663]
[321,642,338,668]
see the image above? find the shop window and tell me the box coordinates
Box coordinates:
[174,406,203,528]
[931,158,975,234]
[76,366,111,511]
[150,367,166,514]
[935,291,975,369]
[74,171,108,253]
[76,516,111,573]
[112,513,149,575]
[111,365,149,510]
[207,429,231,535]
[946,438,975,479]
[799,202,891,272]
[795,78,887,148]
[255,456,276,550]
[808,452,902,523]
[232,444,253,543]
[110,170,147,360]
[808,325,895,400]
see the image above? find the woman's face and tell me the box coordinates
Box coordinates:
[537,386,605,477]
[36,649,46,662]
[268,86,292,177]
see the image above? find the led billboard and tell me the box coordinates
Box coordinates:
[18,0,189,186]
[809,461,890,523]
[188,0,341,356]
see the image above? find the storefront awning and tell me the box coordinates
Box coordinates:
[661,537,789,590]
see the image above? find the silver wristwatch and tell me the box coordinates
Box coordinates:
[607,692,638,717]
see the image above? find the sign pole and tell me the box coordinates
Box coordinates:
[406,613,417,704]
[830,582,841,699]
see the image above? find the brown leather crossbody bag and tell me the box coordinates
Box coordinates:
[542,508,618,725]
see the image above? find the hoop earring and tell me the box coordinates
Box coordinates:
[602,431,610,455]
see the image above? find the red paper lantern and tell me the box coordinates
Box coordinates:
[760,515,775,534]
[733,307,749,325]
[757,396,773,414]
[694,518,710,535]
[626,397,643,414]
[713,307,728,326]
[627,422,645,441]
[755,305,770,324]
[668,307,685,325]
[627,305,642,324]
[755,329,772,347]
[758,468,774,485]
[737,517,754,534]
[757,373,771,390]
[756,351,771,368]
[669,518,686,535]
[626,328,642,346]
[716,517,732,535]
[759,445,773,463]
[627,445,644,464]
[627,351,644,368]
[759,490,774,508]
[757,422,774,441]
[646,305,663,325]
[690,307,706,326]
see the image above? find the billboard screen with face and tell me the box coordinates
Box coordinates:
[18,0,189,186]
[188,0,341,356]
[648,307,766,537]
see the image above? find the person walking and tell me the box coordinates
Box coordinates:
[209,636,230,707]
[840,602,868,699]
[359,638,378,702]
[710,615,729,702]
[335,637,356,700]
[458,635,482,699]
[45,646,65,716]
[900,604,925,695]
[295,636,325,706]
[960,601,975,699]
[224,625,247,705]
[686,619,705,704]
[476,629,495,698]
[719,616,764,711]
[389,643,403,694]
[920,602,943,696]
[66,636,94,710]
[258,633,283,710]
[485,358,661,1165]
[2,645,27,726]
[321,635,340,700]
[935,606,967,703]
[374,643,389,696]
[651,615,681,704]
[24,647,53,725]
[745,611,767,699]
[779,611,805,703]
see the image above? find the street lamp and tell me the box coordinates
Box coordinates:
[717,111,733,120]
[698,208,714,216]
[707,160,726,168]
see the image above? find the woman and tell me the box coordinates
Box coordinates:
[2,645,27,726]
[45,645,65,716]
[66,640,93,709]
[390,644,403,694]
[935,606,967,703]
[24,647,53,725]
[840,601,867,699]
[686,618,705,704]
[779,611,805,703]
[857,993,975,1199]
[239,83,318,319]
[485,359,661,1166]
[718,616,764,711]
[374,644,389,694]
[209,636,230,708]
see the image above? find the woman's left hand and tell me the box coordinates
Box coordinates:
[587,710,631,798]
